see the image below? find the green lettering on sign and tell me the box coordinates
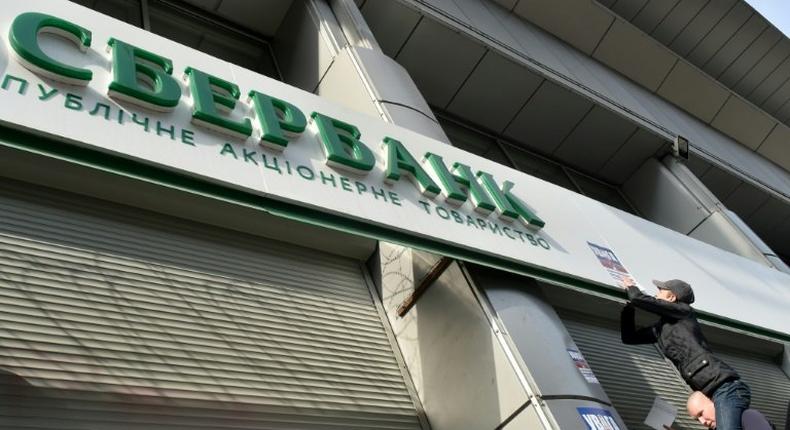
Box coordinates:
[9,12,93,85]
[424,153,467,205]
[454,164,496,214]
[477,172,545,228]
[248,90,306,150]
[383,137,440,197]
[311,112,375,175]
[107,38,181,111]
[426,159,496,214]
[185,67,252,138]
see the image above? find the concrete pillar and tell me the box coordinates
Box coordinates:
[278,2,600,428]
[273,0,449,143]
[622,155,789,273]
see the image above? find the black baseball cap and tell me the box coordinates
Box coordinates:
[652,279,695,304]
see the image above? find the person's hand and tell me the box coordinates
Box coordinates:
[622,277,636,289]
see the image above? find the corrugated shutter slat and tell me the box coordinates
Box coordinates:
[559,310,705,430]
[0,180,421,429]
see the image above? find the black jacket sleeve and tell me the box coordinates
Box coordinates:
[626,286,692,320]
[620,303,658,344]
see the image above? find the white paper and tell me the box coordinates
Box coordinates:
[644,397,677,430]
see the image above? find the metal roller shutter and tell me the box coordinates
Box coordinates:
[559,310,704,430]
[0,179,422,429]
[714,348,790,429]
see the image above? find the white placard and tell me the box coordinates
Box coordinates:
[644,397,677,430]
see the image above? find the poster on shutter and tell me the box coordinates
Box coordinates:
[588,242,635,288]
[577,407,622,430]
[567,347,599,384]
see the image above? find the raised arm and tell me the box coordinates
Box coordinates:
[620,303,658,344]
[626,286,692,320]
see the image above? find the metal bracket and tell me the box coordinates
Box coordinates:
[396,256,453,317]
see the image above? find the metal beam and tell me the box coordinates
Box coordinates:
[397,256,453,317]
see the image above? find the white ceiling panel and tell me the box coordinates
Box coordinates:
[183,0,221,11]
[685,154,713,178]
[553,106,639,173]
[214,0,292,37]
[650,0,708,46]
[593,20,677,91]
[447,52,543,133]
[454,0,522,48]
[402,0,790,200]
[771,219,790,257]
[440,119,511,166]
[490,0,519,11]
[631,0,681,35]
[746,197,790,238]
[710,97,775,150]
[422,0,467,21]
[601,0,790,130]
[396,18,486,108]
[512,0,614,55]
[762,78,790,115]
[724,183,771,220]
[503,81,593,156]
[669,0,739,56]
[610,0,649,21]
[493,5,574,78]
[91,0,142,27]
[598,128,666,185]
[747,56,790,106]
[733,39,790,96]
[756,123,790,171]
[656,60,730,122]
[273,0,334,92]
[700,166,743,201]
[502,143,577,191]
[718,27,782,88]
[150,5,203,48]
[687,2,752,66]
[199,32,269,72]
[361,0,421,58]
[777,101,790,124]
[703,14,768,79]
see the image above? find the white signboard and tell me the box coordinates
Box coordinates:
[0,1,787,336]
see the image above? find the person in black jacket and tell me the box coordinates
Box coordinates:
[620,278,751,430]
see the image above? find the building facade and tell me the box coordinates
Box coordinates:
[0,0,788,429]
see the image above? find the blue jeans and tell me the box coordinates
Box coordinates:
[712,379,751,430]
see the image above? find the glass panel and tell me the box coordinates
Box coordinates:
[437,113,637,215]
[149,3,279,79]
[72,0,142,27]
[439,118,512,167]
[568,170,637,214]
[501,143,577,192]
